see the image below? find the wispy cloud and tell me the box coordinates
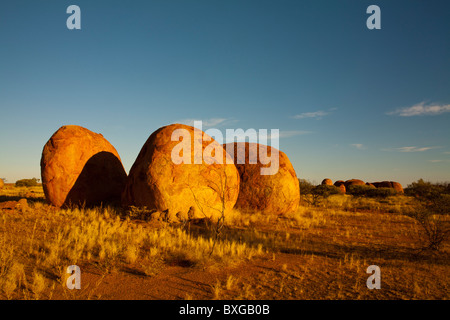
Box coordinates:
[350,143,366,150]
[223,129,311,143]
[177,118,237,128]
[270,130,312,139]
[429,159,444,163]
[384,146,440,152]
[387,102,450,117]
[292,110,329,120]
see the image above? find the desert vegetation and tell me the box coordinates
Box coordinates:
[0,179,449,300]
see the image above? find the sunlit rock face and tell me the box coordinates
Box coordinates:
[41,125,127,208]
[223,142,300,215]
[122,124,240,221]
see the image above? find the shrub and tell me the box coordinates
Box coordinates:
[299,180,341,206]
[298,179,314,196]
[366,187,398,198]
[312,184,341,198]
[347,185,397,198]
[346,185,374,197]
[405,179,450,200]
[405,179,450,251]
[15,178,39,187]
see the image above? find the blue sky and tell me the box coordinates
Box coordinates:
[0,0,449,187]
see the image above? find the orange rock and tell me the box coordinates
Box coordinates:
[0,178,3,189]
[372,181,391,188]
[344,179,366,188]
[122,124,240,221]
[40,125,127,208]
[339,184,346,193]
[223,142,300,215]
[321,178,333,186]
[391,181,404,193]
[334,180,345,187]
[372,181,403,193]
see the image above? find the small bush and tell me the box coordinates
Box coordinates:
[405,179,450,251]
[405,179,450,200]
[312,184,341,197]
[300,181,341,206]
[298,179,314,196]
[347,185,397,198]
[15,178,39,187]
[366,187,398,198]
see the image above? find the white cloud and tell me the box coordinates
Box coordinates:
[350,143,366,150]
[385,146,440,152]
[224,129,311,143]
[177,118,236,128]
[276,130,312,138]
[429,160,443,163]
[387,102,450,117]
[292,110,329,119]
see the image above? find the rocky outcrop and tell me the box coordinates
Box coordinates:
[334,180,345,187]
[223,142,300,215]
[122,124,240,221]
[344,179,366,188]
[371,181,404,193]
[40,125,127,207]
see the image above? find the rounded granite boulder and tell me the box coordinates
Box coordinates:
[344,179,366,188]
[121,123,240,221]
[40,125,127,208]
[321,178,333,186]
[223,142,300,215]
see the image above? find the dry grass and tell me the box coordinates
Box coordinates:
[0,184,449,300]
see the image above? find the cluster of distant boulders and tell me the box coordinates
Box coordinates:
[40,124,300,219]
[321,178,404,194]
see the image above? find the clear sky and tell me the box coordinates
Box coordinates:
[1,0,449,187]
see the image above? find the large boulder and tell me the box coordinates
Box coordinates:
[223,142,300,215]
[122,124,240,221]
[372,181,390,188]
[344,179,366,188]
[391,181,404,193]
[372,181,404,193]
[321,178,333,186]
[40,125,127,208]
[334,180,345,187]
[0,178,4,190]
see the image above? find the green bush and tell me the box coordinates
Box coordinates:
[366,187,398,198]
[298,179,314,196]
[405,179,450,251]
[299,180,341,206]
[312,184,341,197]
[346,185,373,197]
[405,179,450,200]
[15,178,39,187]
[347,185,397,198]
